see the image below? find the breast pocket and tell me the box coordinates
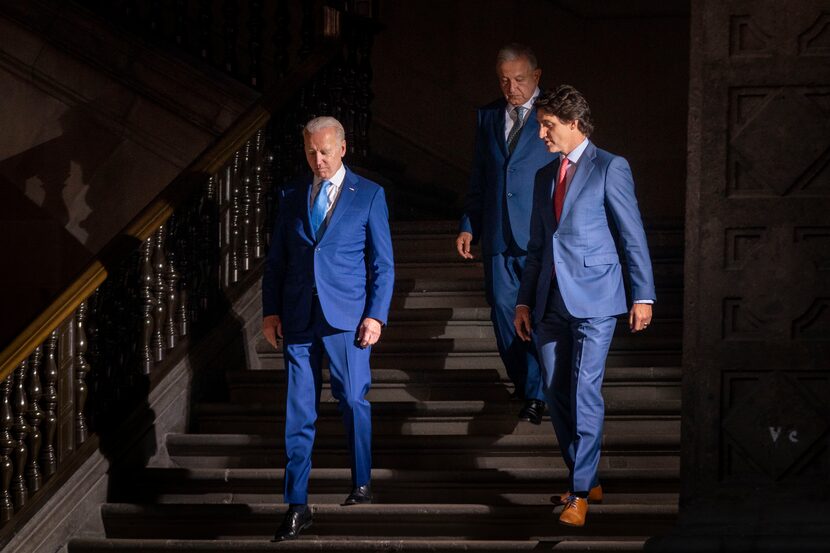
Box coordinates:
[584,253,619,266]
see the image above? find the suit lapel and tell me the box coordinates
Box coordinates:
[540,162,556,232]
[302,179,315,241]
[512,107,539,155]
[493,102,509,158]
[320,167,359,241]
[559,141,596,224]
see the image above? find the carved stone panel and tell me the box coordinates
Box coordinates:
[682,0,830,539]
[722,371,829,480]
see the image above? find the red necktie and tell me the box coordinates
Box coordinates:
[554,157,569,223]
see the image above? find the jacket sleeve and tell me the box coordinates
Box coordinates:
[363,187,395,325]
[604,156,656,303]
[459,109,485,242]
[261,188,287,318]
[516,167,546,309]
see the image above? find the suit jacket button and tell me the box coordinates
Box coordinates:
[507,192,513,198]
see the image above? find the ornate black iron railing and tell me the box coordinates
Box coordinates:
[0,0,377,542]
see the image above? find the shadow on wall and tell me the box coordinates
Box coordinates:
[0,105,125,247]
[0,104,126,346]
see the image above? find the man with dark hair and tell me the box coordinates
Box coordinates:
[456,44,556,424]
[514,85,655,527]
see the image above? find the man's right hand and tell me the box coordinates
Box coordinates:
[262,315,282,349]
[455,232,474,259]
[514,305,532,342]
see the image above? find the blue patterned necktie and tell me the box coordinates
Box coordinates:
[310,180,332,238]
[507,106,526,154]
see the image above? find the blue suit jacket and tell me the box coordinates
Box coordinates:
[460,98,557,255]
[517,141,656,320]
[262,166,395,333]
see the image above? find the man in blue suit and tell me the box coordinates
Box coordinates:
[262,116,394,541]
[456,44,556,424]
[514,86,655,527]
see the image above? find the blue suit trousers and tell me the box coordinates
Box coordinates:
[535,280,617,494]
[282,298,372,504]
[484,251,543,402]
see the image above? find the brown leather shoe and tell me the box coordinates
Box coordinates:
[551,484,603,505]
[558,495,588,527]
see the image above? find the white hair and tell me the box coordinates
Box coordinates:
[303,116,345,141]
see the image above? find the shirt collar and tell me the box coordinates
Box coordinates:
[313,163,347,189]
[505,87,541,116]
[564,137,590,164]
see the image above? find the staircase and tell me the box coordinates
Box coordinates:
[68,220,683,552]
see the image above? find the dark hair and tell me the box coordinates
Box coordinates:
[534,85,594,137]
[496,43,538,70]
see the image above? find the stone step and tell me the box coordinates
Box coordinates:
[95,503,678,540]
[256,349,681,371]
[256,336,680,355]
[226,366,681,403]
[193,398,681,436]
[380,318,681,341]
[69,537,655,552]
[388,285,683,314]
[167,431,680,470]
[390,231,683,265]
[124,466,679,506]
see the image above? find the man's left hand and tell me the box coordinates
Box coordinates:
[629,303,653,333]
[358,317,383,347]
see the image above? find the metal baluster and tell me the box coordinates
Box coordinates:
[153,227,168,362]
[25,347,43,494]
[74,302,90,445]
[11,362,28,509]
[241,140,253,273]
[165,224,180,350]
[39,332,58,479]
[253,129,267,259]
[140,238,155,374]
[0,375,14,522]
[229,152,242,285]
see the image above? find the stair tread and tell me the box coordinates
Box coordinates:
[227,366,682,383]
[101,502,679,517]
[167,432,679,449]
[69,537,652,551]
[194,399,681,416]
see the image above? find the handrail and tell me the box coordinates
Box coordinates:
[0,45,338,384]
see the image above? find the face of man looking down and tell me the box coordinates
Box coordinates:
[304,127,346,180]
[537,112,584,155]
[497,57,541,107]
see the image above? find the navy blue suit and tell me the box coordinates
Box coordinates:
[460,98,556,401]
[517,141,655,494]
[262,166,394,504]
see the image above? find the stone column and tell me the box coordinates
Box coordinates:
[667,0,830,549]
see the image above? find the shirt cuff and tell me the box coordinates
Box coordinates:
[633,300,654,304]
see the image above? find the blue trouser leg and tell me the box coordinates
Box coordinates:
[484,252,544,401]
[282,299,373,503]
[322,329,373,488]
[536,282,617,494]
[282,325,324,505]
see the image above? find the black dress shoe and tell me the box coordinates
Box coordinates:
[342,484,372,505]
[271,504,313,542]
[518,399,545,425]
